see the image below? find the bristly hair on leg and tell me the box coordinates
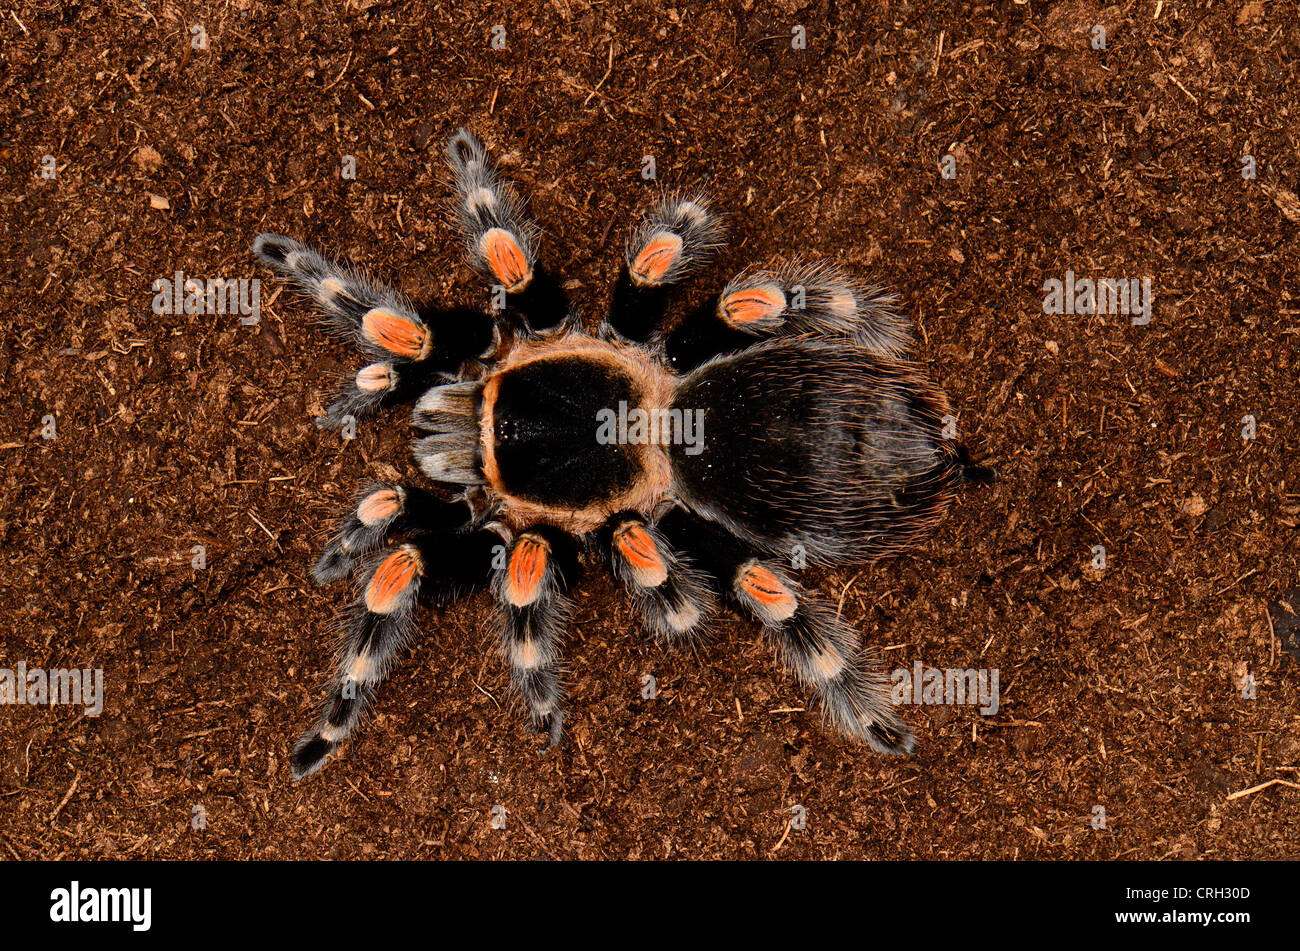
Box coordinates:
[730,560,914,755]
[713,260,912,358]
[292,521,501,779]
[445,129,567,331]
[446,129,539,293]
[654,506,914,755]
[319,361,405,429]
[608,192,727,341]
[492,527,579,746]
[665,260,912,372]
[290,543,426,779]
[623,192,726,287]
[251,233,434,363]
[599,513,716,641]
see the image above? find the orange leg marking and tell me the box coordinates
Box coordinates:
[480,228,533,292]
[615,523,668,587]
[630,232,683,285]
[365,547,422,614]
[507,535,550,607]
[738,564,798,621]
[721,285,786,327]
[361,308,429,359]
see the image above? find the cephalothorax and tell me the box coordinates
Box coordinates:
[253,129,992,779]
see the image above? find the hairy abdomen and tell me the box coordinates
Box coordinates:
[670,337,964,565]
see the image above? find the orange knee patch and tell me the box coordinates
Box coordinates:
[357,488,402,526]
[630,232,682,285]
[365,546,422,614]
[356,362,395,392]
[481,228,533,292]
[361,308,429,359]
[738,563,798,622]
[720,285,786,327]
[506,535,550,607]
[614,523,668,588]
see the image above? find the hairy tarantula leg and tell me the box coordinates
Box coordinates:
[445,129,568,334]
[312,485,475,585]
[657,509,914,755]
[597,512,715,641]
[734,564,914,755]
[665,261,911,372]
[606,193,725,342]
[252,234,497,427]
[253,234,430,361]
[717,262,910,353]
[491,527,579,746]
[291,528,501,780]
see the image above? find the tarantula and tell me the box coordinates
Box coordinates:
[252,129,992,779]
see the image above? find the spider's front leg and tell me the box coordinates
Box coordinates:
[664,261,912,372]
[604,193,725,343]
[289,506,501,779]
[252,234,498,428]
[657,508,914,755]
[446,129,568,335]
[491,526,580,746]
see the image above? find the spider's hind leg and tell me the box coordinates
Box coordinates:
[658,508,914,755]
[605,193,725,343]
[735,564,914,754]
[252,234,497,428]
[491,526,580,746]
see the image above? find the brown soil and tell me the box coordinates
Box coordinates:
[2,0,1298,860]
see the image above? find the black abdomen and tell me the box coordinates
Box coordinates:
[670,338,963,564]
